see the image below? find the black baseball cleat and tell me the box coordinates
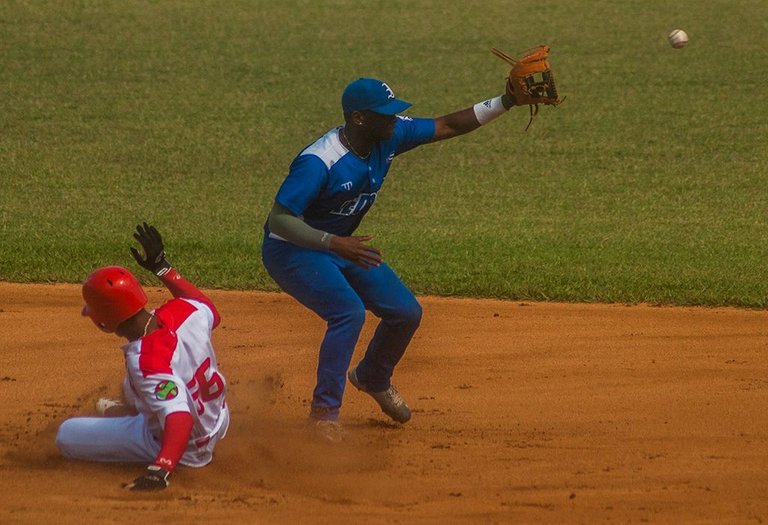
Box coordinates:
[348,366,411,423]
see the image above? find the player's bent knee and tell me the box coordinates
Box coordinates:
[55,419,81,458]
[332,305,367,329]
[398,300,423,328]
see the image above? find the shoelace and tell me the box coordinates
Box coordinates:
[386,386,405,406]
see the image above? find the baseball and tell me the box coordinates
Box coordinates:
[668,29,689,49]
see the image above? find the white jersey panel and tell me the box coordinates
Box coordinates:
[299,127,347,170]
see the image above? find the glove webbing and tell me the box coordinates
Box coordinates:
[492,46,564,131]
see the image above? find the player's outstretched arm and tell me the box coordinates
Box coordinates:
[130,223,221,327]
[431,94,516,142]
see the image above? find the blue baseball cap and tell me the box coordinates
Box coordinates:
[341,78,412,115]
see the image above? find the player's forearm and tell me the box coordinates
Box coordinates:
[433,94,515,141]
[154,411,193,472]
[268,201,334,250]
[159,268,221,327]
[432,107,481,141]
[159,268,202,300]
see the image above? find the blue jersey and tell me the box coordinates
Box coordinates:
[270,116,435,237]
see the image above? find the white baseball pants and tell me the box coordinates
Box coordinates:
[56,408,229,467]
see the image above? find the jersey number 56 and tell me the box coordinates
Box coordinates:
[187,358,224,415]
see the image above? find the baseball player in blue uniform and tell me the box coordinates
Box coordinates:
[262,77,517,442]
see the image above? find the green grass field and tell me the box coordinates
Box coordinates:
[1,1,767,306]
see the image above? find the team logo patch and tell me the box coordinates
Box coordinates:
[382,82,395,100]
[330,192,378,216]
[154,380,179,401]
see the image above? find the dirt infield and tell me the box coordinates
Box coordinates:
[0,282,766,524]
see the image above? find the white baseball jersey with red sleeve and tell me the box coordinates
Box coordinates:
[121,296,227,467]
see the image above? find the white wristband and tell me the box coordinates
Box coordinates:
[473,95,508,125]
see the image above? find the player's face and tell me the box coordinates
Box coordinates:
[360,110,397,141]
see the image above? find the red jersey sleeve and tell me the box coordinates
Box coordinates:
[153,411,194,472]
[159,268,221,328]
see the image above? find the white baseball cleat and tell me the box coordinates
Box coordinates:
[95,398,124,416]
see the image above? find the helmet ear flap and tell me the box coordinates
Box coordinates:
[82,266,148,333]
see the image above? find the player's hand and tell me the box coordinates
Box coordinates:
[329,235,383,269]
[130,222,173,277]
[124,465,170,491]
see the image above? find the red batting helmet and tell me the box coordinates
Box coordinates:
[82,266,147,333]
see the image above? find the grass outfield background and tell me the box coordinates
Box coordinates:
[1,1,766,306]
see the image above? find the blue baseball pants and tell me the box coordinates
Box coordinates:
[261,236,422,420]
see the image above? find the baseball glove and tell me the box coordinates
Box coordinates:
[492,45,564,130]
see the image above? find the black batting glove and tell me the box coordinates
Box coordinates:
[125,465,170,491]
[130,222,173,277]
